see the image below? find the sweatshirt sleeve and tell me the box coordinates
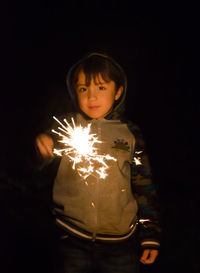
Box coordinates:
[127,121,162,250]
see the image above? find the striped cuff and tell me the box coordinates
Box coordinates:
[140,240,160,249]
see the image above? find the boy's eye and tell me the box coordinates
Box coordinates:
[98,86,106,90]
[79,87,87,92]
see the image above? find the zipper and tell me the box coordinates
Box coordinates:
[92,121,101,241]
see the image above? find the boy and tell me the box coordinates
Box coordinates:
[36,52,161,273]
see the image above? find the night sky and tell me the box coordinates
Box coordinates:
[1,3,199,273]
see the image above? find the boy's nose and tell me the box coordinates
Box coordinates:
[88,88,97,100]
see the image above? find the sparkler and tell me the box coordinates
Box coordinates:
[52,116,116,180]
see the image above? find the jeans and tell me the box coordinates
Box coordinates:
[56,234,140,273]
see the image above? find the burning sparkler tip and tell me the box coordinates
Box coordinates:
[52,116,117,180]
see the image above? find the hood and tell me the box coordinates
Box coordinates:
[66,52,127,120]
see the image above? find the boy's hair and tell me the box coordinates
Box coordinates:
[69,53,126,93]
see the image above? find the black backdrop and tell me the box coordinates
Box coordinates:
[1,4,199,273]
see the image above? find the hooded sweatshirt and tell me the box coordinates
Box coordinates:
[50,53,161,248]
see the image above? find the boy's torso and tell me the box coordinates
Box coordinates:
[53,113,138,240]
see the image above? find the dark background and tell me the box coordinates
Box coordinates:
[1,3,199,273]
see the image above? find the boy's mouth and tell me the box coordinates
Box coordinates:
[88,106,100,110]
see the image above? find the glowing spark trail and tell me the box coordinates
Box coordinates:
[52,116,116,180]
[133,151,142,165]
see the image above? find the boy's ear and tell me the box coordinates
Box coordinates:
[115,86,123,101]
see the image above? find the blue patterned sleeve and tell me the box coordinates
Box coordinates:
[128,121,162,249]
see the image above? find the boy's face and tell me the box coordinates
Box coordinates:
[75,71,123,119]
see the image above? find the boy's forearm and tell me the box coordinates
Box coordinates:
[129,122,162,249]
[33,139,55,170]
[132,154,162,249]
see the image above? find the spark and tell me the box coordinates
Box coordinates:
[134,157,142,165]
[139,219,150,224]
[133,151,142,165]
[138,219,151,228]
[52,116,116,180]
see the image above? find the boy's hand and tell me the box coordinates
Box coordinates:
[140,249,159,264]
[36,134,54,158]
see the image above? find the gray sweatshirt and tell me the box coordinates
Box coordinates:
[53,113,139,241]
